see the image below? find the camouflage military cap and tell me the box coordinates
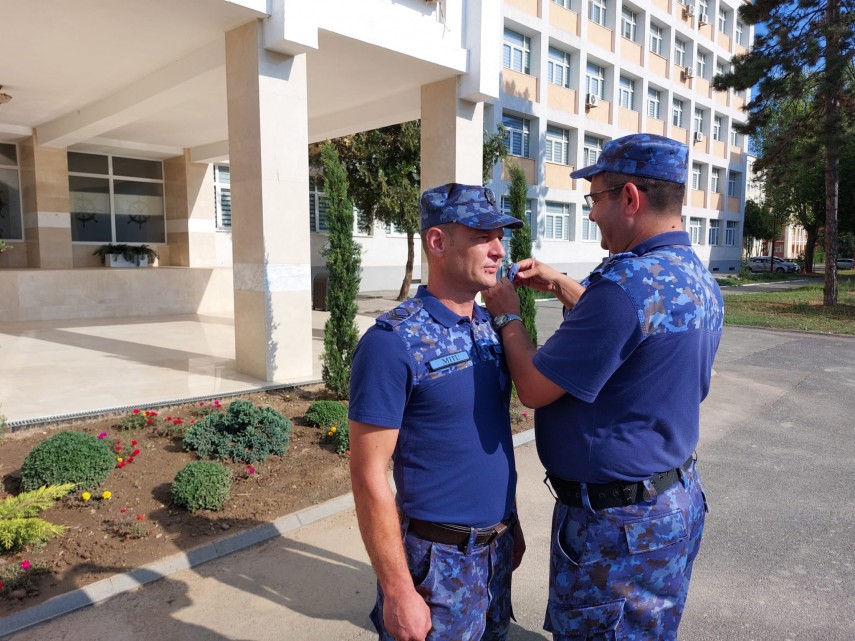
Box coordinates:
[570,133,688,184]
[420,183,523,231]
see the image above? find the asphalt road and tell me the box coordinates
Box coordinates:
[532,301,855,641]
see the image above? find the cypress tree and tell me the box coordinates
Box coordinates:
[507,164,537,345]
[319,144,361,399]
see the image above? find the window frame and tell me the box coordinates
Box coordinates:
[503,29,531,74]
[503,114,531,158]
[583,135,604,166]
[696,50,707,78]
[545,201,572,241]
[589,0,607,26]
[713,115,723,141]
[0,143,23,241]
[672,98,685,128]
[213,164,231,230]
[647,87,662,119]
[649,23,664,56]
[708,219,720,245]
[688,217,703,245]
[725,220,737,246]
[618,76,635,110]
[621,7,637,41]
[545,125,571,165]
[547,47,572,88]
[691,163,702,190]
[711,167,721,192]
[694,108,704,135]
[585,62,606,100]
[674,38,686,67]
[581,206,601,242]
[728,172,739,198]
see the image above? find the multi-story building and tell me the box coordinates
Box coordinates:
[488,0,752,276]
[746,154,808,260]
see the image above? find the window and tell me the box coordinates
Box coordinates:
[708,219,720,245]
[713,115,723,141]
[503,114,531,157]
[725,220,737,246]
[0,143,22,241]
[503,29,531,74]
[621,7,637,41]
[589,0,607,26]
[735,21,744,45]
[545,201,571,240]
[618,76,635,109]
[68,152,164,243]
[647,88,662,119]
[674,38,686,67]
[213,165,231,229]
[672,98,685,128]
[309,177,330,232]
[582,206,601,241]
[583,135,604,166]
[711,167,721,192]
[694,108,704,135]
[698,0,709,23]
[548,47,572,88]
[586,63,606,99]
[649,23,663,56]
[728,172,739,197]
[501,197,533,229]
[696,51,707,78]
[730,129,741,147]
[691,163,702,190]
[717,8,728,33]
[688,217,703,244]
[546,126,571,164]
[716,61,726,78]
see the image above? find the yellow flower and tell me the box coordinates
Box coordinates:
[117,457,123,462]
[81,492,91,501]
[102,491,112,500]
[330,426,337,433]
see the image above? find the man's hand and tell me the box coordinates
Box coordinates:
[383,588,433,641]
[482,279,521,317]
[511,522,526,570]
[513,258,585,309]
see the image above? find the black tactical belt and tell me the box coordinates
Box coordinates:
[407,512,517,548]
[546,455,694,510]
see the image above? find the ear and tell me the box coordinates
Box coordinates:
[623,183,644,218]
[424,227,447,256]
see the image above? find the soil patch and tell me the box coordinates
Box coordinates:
[0,384,533,617]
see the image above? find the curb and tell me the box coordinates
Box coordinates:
[0,429,537,638]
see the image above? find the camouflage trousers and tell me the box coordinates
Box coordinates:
[370,521,515,641]
[544,460,708,641]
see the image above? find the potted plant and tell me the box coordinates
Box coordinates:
[92,244,159,268]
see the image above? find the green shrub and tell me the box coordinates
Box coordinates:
[182,400,291,464]
[172,461,232,512]
[0,484,73,552]
[305,400,348,429]
[20,432,115,491]
[325,422,350,455]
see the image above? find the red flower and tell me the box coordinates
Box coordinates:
[21,560,31,570]
[147,419,153,425]
[118,462,126,468]
[137,514,145,520]
[167,416,172,421]
[116,440,121,444]
[0,581,3,590]
[199,402,205,406]
[150,411,158,417]
[132,449,140,456]
[133,409,140,415]
[120,508,127,513]
[173,419,183,425]
[116,445,122,451]
[131,440,137,446]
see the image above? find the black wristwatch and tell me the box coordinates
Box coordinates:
[492,313,522,330]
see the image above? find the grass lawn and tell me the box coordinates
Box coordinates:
[723,275,855,334]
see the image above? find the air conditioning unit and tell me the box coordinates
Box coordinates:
[682,67,695,79]
[683,4,696,17]
[698,13,709,24]
[586,93,600,108]
[693,131,705,143]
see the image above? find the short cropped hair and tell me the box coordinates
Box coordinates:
[602,172,685,213]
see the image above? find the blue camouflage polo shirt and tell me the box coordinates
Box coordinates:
[533,231,724,483]
[349,286,517,528]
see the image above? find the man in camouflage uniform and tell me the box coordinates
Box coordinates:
[349,183,527,641]
[483,134,723,640]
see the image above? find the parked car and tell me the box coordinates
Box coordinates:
[837,258,854,270]
[747,256,800,273]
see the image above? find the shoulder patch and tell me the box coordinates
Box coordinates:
[376,298,424,328]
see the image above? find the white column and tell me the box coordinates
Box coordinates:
[225,20,313,382]
[420,77,485,283]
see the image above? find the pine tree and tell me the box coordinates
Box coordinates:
[319,144,361,400]
[507,164,537,345]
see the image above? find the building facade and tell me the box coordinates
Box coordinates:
[488,0,751,277]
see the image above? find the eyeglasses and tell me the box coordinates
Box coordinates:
[583,183,648,208]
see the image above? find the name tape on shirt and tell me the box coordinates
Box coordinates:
[428,351,471,372]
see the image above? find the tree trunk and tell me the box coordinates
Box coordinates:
[397,229,415,301]
[803,226,819,274]
[823,0,841,305]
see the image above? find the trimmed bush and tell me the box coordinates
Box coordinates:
[182,400,291,464]
[21,431,115,491]
[305,400,348,429]
[172,461,232,512]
